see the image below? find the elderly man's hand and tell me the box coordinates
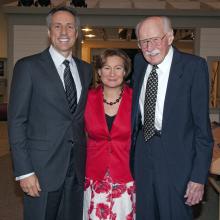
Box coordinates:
[184,181,204,206]
[20,174,41,197]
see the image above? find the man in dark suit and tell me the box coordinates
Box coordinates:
[131,16,213,220]
[8,7,92,220]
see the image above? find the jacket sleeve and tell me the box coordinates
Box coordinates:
[8,59,34,177]
[190,57,214,184]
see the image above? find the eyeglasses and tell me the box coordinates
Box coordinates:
[138,34,167,47]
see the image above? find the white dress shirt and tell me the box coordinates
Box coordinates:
[49,45,82,102]
[139,46,173,130]
[16,46,82,181]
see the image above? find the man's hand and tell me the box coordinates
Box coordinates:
[184,181,204,206]
[20,174,41,197]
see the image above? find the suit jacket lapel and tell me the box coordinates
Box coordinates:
[94,86,109,135]
[162,48,183,130]
[39,49,72,119]
[111,85,132,136]
[73,57,86,116]
[132,61,147,130]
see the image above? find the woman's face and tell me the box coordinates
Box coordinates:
[98,55,126,89]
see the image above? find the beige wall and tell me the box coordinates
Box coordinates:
[0,9,7,102]
[200,28,220,59]
[13,25,48,64]
[0,10,7,58]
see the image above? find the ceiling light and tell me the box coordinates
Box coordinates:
[85,34,96,38]
[82,27,93,32]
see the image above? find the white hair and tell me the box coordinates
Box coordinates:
[135,16,173,40]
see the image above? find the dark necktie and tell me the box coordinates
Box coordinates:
[63,60,77,114]
[143,65,158,141]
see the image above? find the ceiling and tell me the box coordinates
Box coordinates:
[2,0,220,9]
[0,0,209,42]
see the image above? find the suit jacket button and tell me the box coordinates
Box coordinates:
[107,136,111,141]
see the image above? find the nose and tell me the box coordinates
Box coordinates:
[145,41,155,51]
[109,68,115,76]
[61,26,67,35]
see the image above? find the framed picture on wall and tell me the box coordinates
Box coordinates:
[208,56,220,109]
[0,59,6,77]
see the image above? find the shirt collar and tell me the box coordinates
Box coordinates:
[157,46,173,72]
[49,45,73,69]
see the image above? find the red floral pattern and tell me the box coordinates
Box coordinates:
[112,184,126,198]
[83,172,136,220]
[126,212,134,220]
[96,203,110,219]
[94,181,111,194]
[88,201,94,215]
[109,211,117,220]
[85,178,90,190]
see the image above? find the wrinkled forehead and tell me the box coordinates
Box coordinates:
[139,18,164,38]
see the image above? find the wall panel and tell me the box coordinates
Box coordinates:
[0,11,7,58]
[13,25,48,64]
[200,28,220,58]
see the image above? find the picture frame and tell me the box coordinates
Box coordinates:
[207,56,220,109]
[0,58,6,77]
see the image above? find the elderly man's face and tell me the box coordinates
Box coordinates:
[138,18,174,65]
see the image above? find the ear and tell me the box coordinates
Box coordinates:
[48,29,51,39]
[75,30,78,39]
[98,69,102,77]
[123,70,126,77]
[167,31,174,46]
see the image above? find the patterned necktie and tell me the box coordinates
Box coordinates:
[63,60,77,114]
[143,65,158,141]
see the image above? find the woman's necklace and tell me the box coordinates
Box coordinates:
[103,88,124,106]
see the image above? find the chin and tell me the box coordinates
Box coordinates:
[104,84,121,89]
[146,56,163,65]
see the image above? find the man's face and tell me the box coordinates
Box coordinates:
[137,18,174,65]
[48,11,78,57]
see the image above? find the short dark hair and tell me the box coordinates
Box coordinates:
[95,49,131,80]
[46,6,80,30]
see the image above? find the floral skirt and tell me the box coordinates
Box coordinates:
[83,172,136,220]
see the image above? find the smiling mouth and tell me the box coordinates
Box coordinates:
[59,38,69,42]
[107,79,118,82]
[150,53,159,57]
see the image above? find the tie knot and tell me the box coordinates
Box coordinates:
[152,65,158,70]
[63,60,70,67]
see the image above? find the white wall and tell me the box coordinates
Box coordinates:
[13,25,49,64]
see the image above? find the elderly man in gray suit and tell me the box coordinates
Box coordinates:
[8,6,92,220]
